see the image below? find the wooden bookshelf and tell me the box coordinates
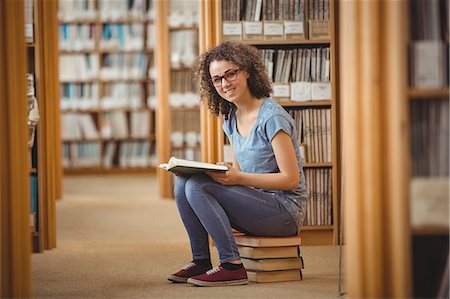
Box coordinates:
[1,0,60,295]
[156,0,202,198]
[58,0,157,174]
[406,1,449,298]
[0,1,32,296]
[198,0,340,246]
[338,0,449,297]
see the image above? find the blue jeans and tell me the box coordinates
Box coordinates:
[174,174,298,264]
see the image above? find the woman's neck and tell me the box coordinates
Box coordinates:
[235,95,263,118]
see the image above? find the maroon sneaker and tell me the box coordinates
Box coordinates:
[187,265,249,286]
[168,261,212,283]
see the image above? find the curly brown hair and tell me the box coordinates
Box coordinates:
[193,41,272,119]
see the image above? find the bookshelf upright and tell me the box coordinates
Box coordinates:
[58,0,157,174]
[199,0,340,245]
[26,0,60,252]
[1,0,32,296]
[1,0,60,295]
[407,0,449,297]
[156,0,202,197]
[338,0,448,297]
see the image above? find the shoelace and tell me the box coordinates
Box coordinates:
[206,266,222,275]
[182,262,196,270]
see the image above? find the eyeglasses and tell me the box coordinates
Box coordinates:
[211,69,240,86]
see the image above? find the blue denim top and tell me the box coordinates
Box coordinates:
[222,97,307,227]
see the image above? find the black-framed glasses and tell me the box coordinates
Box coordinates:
[211,69,240,86]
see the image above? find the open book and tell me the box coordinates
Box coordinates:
[158,157,228,174]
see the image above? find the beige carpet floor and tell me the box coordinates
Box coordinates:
[32,174,341,298]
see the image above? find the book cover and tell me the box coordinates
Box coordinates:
[238,245,300,259]
[158,157,228,174]
[234,235,302,247]
[242,256,304,271]
[246,269,303,282]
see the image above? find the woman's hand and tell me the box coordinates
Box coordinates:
[207,162,240,185]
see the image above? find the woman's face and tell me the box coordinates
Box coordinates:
[209,60,249,104]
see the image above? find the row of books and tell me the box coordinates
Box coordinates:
[170,148,202,165]
[167,0,199,28]
[170,131,201,148]
[222,19,329,41]
[101,83,144,109]
[171,109,201,132]
[61,110,154,141]
[102,110,154,139]
[100,24,144,50]
[59,23,157,52]
[60,83,161,111]
[234,233,303,283]
[30,174,38,233]
[260,47,330,84]
[59,53,149,82]
[170,70,196,93]
[409,41,449,89]
[104,141,156,168]
[24,0,34,42]
[289,108,332,163]
[62,140,158,168]
[304,168,332,226]
[410,98,449,177]
[222,0,328,22]
[222,0,329,41]
[58,0,155,22]
[409,0,448,41]
[100,53,149,80]
[169,30,198,68]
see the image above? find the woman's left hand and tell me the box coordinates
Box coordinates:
[207,162,240,185]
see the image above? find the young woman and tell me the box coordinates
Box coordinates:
[168,41,307,287]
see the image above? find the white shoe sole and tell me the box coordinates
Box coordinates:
[187,278,249,287]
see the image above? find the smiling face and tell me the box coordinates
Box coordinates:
[209,60,250,104]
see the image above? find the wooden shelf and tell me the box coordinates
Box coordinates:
[243,39,331,45]
[303,162,333,168]
[409,87,450,99]
[302,225,334,231]
[64,167,155,175]
[169,25,198,31]
[278,100,332,107]
[412,225,449,236]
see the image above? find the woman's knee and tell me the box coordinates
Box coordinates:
[173,175,189,199]
[184,174,211,200]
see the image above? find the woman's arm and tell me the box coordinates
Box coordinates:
[209,130,300,190]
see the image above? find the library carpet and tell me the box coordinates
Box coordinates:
[32,174,339,298]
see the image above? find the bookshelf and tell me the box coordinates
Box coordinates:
[156,0,201,197]
[198,0,340,245]
[338,0,448,297]
[58,0,157,174]
[407,0,449,298]
[1,0,60,295]
[0,0,32,296]
[25,0,60,252]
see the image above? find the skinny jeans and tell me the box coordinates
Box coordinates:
[174,174,298,263]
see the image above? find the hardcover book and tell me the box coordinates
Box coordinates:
[234,235,302,247]
[242,256,304,271]
[158,157,228,174]
[237,245,300,259]
[246,269,303,283]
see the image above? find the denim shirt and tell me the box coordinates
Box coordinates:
[222,98,307,227]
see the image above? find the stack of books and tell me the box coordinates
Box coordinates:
[234,234,304,283]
